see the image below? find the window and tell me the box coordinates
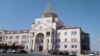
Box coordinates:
[71,45,77,48]
[52,19,56,23]
[72,31,77,35]
[46,32,50,37]
[56,39,60,42]
[71,45,74,48]
[47,20,50,23]
[37,21,40,24]
[22,41,26,44]
[26,46,28,49]
[15,41,19,44]
[16,36,19,39]
[47,39,49,43]
[65,39,67,42]
[58,32,60,37]
[22,35,26,39]
[64,45,67,48]
[27,41,29,43]
[33,33,34,37]
[56,45,60,48]
[6,36,8,39]
[71,38,77,42]
[2,37,4,39]
[58,39,60,42]
[0,37,2,39]
[75,45,77,48]
[71,39,73,42]
[65,32,67,35]
[8,41,12,44]
[9,36,13,39]
[74,39,77,42]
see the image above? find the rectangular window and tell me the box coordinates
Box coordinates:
[16,36,19,39]
[65,39,67,42]
[71,38,77,42]
[47,39,49,43]
[75,45,77,48]
[64,45,67,48]
[6,36,8,39]
[15,41,19,44]
[72,31,77,35]
[47,20,50,23]
[8,41,12,44]
[56,45,60,48]
[26,46,28,49]
[9,36,13,39]
[71,45,74,48]
[37,21,40,24]
[33,33,34,37]
[58,39,60,42]
[22,35,26,39]
[55,39,60,42]
[71,45,77,48]
[22,41,26,44]
[58,32,60,37]
[71,39,73,42]
[65,32,67,35]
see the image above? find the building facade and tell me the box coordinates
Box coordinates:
[0,1,90,55]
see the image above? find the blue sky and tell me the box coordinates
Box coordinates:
[0,0,100,51]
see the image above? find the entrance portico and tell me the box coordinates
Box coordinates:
[35,33,44,52]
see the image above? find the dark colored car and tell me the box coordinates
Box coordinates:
[48,50,69,55]
[17,50,28,54]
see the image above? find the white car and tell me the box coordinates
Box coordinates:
[7,49,12,53]
[11,50,16,53]
[0,49,3,53]
[89,53,95,56]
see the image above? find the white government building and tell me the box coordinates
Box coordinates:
[0,1,90,55]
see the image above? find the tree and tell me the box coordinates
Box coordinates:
[3,44,8,52]
[12,42,16,50]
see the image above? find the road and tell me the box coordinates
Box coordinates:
[0,53,66,56]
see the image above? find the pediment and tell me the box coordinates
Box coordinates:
[31,23,52,31]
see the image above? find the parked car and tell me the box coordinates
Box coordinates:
[0,49,3,53]
[49,49,69,55]
[89,53,95,56]
[17,50,28,54]
[11,50,16,53]
[48,50,59,55]
[3,50,7,53]
[7,49,12,53]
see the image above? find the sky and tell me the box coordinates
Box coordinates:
[0,0,100,51]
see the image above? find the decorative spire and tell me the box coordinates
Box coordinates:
[43,0,58,18]
[44,0,55,13]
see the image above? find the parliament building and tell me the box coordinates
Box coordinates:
[0,1,90,55]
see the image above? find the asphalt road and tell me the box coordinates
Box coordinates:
[0,53,66,56]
